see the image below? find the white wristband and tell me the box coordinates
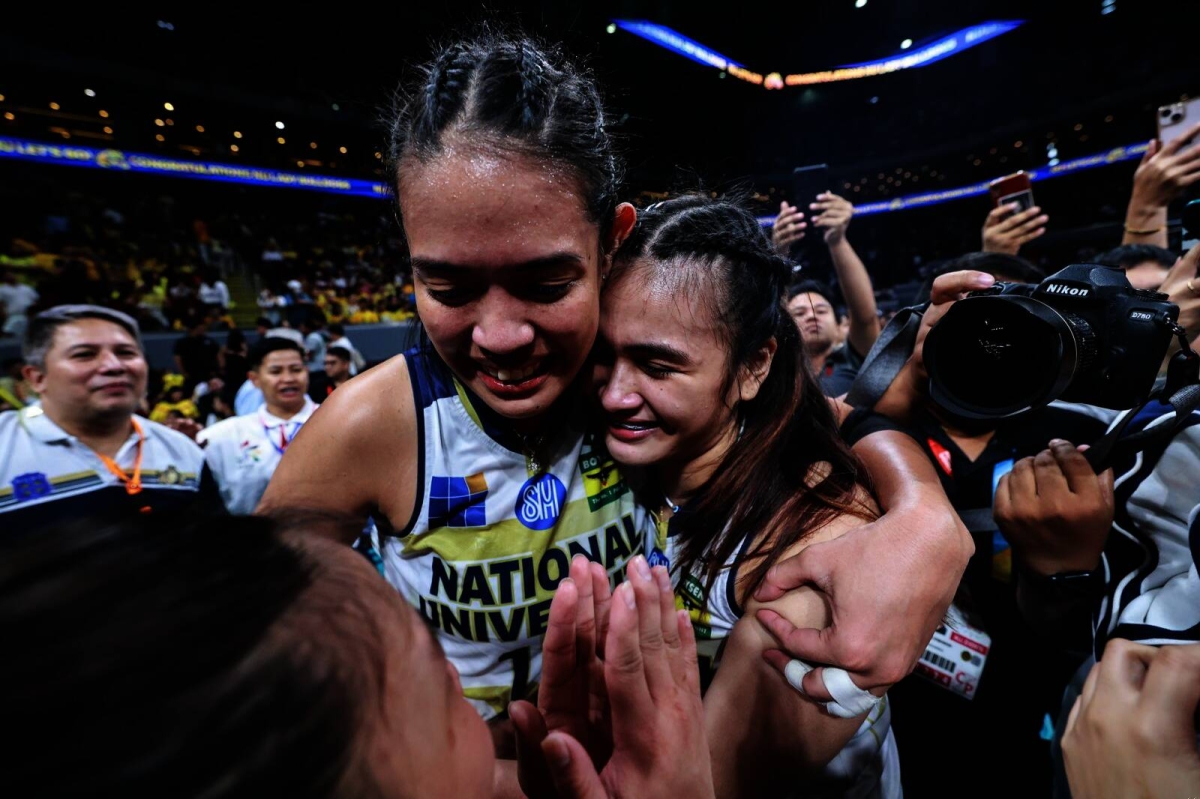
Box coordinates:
[783,658,882,719]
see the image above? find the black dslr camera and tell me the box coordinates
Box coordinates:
[923,264,1179,419]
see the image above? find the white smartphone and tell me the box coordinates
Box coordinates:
[1158,98,1200,148]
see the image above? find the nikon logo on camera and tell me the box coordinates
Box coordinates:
[1043,283,1091,297]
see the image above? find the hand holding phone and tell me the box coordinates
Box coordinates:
[989,171,1035,212]
[981,201,1048,255]
[1158,99,1200,149]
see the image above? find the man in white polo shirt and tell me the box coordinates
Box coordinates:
[0,305,216,532]
[198,338,317,514]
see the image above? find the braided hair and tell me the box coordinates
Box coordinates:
[388,30,622,243]
[610,195,875,597]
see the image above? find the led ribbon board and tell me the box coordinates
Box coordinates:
[0,137,389,198]
[0,136,1145,219]
[758,142,1151,225]
[612,20,1022,88]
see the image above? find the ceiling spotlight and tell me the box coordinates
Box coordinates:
[103,126,113,134]
[49,102,60,110]
[855,0,867,7]
[230,144,239,152]
[164,102,174,111]
[310,141,318,149]
[900,38,913,49]
[155,119,164,127]
[99,109,109,118]
[233,130,243,138]
[3,112,14,121]
[339,146,347,154]
[196,124,205,133]
[84,88,96,97]
[275,120,285,130]
[332,103,340,111]
[155,134,165,141]
[606,23,617,34]
[277,137,286,144]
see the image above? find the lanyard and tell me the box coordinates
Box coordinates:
[260,411,303,457]
[96,418,145,495]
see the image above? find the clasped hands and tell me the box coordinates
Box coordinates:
[510,554,715,799]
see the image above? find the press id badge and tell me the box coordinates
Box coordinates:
[915,602,991,700]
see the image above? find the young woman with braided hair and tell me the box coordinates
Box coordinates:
[591,195,899,797]
[260,30,970,789]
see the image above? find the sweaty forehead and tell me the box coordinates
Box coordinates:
[399,144,597,267]
[604,262,722,345]
[51,318,138,351]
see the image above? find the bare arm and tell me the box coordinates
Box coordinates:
[813,193,880,356]
[1122,125,1200,248]
[755,429,971,696]
[706,516,877,798]
[256,355,417,543]
[829,238,880,357]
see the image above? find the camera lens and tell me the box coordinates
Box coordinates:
[925,295,1094,418]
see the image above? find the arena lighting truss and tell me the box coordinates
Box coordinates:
[0,136,1147,219]
[610,19,1024,88]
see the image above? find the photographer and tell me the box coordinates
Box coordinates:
[842,257,1109,796]
[774,193,881,395]
[877,243,1200,797]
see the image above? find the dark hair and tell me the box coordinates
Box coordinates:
[255,316,273,329]
[226,328,247,350]
[250,338,306,370]
[328,322,346,337]
[23,304,143,368]
[787,280,842,321]
[917,252,1045,304]
[387,30,622,244]
[1095,244,1177,270]
[610,195,875,595]
[0,512,383,798]
[326,346,353,363]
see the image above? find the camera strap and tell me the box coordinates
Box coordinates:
[1083,327,1200,474]
[844,304,927,409]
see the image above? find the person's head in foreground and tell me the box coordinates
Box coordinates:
[0,512,493,798]
[388,29,635,422]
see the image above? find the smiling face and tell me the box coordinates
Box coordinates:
[399,144,608,422]
[25,318,148,425]
[594,261,771,486]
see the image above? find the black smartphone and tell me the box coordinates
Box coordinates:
[1183,198,1200,252]
[791,164,829,259]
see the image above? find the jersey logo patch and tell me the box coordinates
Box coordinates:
[515,473,566,531]
[579,445,628,512]
[11,472,51,502]
[430,473,489,528]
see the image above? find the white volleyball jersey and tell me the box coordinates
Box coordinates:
[197,397,319,515]
[381,346,656,720]
[664,523,901,798]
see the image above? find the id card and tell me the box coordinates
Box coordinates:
[915,603,991,700]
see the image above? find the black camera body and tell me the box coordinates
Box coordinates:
[924,264,1179,419]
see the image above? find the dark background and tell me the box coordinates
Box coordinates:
[1,1,1195,283]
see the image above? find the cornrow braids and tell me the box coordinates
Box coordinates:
[419,42,474,142]
[387,30,623,243]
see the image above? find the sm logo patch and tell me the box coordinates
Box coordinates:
[430,473,489,529]
[515,473,567,531]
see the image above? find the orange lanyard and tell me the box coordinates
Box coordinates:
[96,418,145,495]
